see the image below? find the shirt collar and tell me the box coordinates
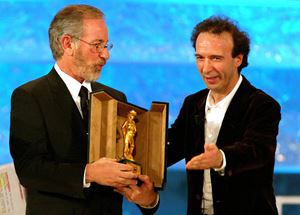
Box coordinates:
[54,63,92,99]
[206,75,243,111]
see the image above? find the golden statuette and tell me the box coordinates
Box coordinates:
[120,110,141,174]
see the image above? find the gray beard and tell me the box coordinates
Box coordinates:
[78,65,100,82]
[73,48,103,82]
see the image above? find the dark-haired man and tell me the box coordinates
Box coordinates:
[167,16,281,215]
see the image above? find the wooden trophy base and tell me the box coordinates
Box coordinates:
[119,159,142,175]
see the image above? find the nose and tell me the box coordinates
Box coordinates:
[99,48,110,60]
[202,59,212,74]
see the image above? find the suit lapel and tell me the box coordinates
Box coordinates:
[217,77,253,146]
[192,92,207,154]
[91,82,100,91]
[46,68,85,133]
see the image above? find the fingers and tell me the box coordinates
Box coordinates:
[100,157,118,162]
[118,163,135,172]
[99,157,137,173]
[186,144,223,170]
[186,155,204,170]
[89,157,139,187]
[114,175,158,207]
[110,166,138,187]
[113,179,137,188]
[98,158,134,172]
[115,175,138,187]
[114,185,138,202]
[117,164,139,186]
[138,174,150,184]
[115,174,152,191]
[185,148,216,170]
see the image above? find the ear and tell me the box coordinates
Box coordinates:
[235,54,243,67]
[60,35,75,56]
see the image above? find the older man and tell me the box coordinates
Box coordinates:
[10,4,157,215]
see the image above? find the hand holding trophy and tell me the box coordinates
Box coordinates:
[120,110,142,175]
[88,91,168,188]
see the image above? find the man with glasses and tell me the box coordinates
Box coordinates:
[10,4,157,215]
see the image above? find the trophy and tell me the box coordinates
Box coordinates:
[88,91,168,188]
[119,110,142,175]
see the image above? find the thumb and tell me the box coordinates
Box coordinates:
[138,175,152,186]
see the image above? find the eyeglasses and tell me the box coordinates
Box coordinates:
[71,36,113,53]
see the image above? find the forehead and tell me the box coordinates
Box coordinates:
[195,32,233,54]
[82,18,108,39]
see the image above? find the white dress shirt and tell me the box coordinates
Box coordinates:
[201,75,243,214]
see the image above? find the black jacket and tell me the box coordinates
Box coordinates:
[10,68,156,215]
[168,76,281,215]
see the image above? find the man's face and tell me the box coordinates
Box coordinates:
[195,32,242,100]
[73,18,109,82]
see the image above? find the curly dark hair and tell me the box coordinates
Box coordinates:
[191,16,250,73]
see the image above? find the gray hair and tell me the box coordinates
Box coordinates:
[48,4,104,60]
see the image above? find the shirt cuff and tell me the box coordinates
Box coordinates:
[214,149,226,176]
[140,193,159,209]
[83,166,91,188]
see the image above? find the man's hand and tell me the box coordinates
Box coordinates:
[114,175,158,208]
[85,157,138,187]
[186,143,223,170]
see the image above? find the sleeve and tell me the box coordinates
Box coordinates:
[138,194,160,215]
[167,96,190,167]
[9,87,87,199]
[222,94,281,176]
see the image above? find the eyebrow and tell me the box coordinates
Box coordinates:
[194,53,224,58]
[211,55,224,59]
[91,39,106,43]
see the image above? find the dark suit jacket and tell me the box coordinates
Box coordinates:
[168,76,281,215]
[10,68,155,215]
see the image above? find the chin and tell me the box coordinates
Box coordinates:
[85,72,101,82]
[88,76,99,82]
